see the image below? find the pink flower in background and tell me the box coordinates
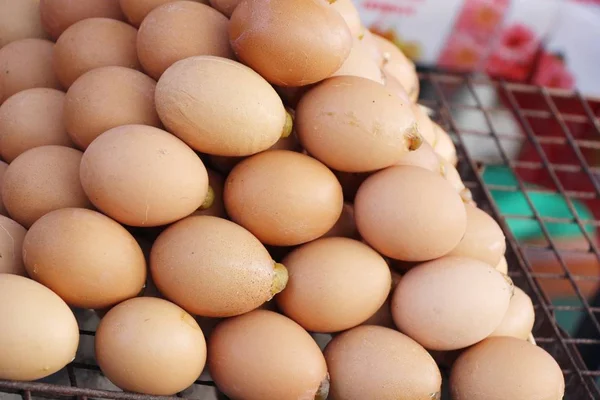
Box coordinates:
[438,34,486,71]
[533,52,576,90]
[485,24,540,81]
[454,0,509,42]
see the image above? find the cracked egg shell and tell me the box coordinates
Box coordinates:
[80,124,208,227]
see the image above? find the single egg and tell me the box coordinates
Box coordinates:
[0,0,49,47]
[372,33,419,101]
[0,215,27,275]
[449,204,506,266]
[1,145,91,228]
[276,237,391,333]
[209,310,329,400]
[23,208,147,309]
[322,203,358,239]
[392,256,513,350]
[0,88,73,162]
[192,169,226,218]
[64,66,161,149]
[39,0,125,39]
[120,0,210,27]
[80,125,208,227]
[96,297,207,395]
[450,336,565,400]
[229,0,352,87]
[355,166,467,261]
[0,274,79,381]
[0,161,7,215]
[137,1,232,80]
[150,216,287,317]
[332,39,384,84]
[496,256,508,274]
[395,141,441,172]
[155,56,286,156]
[296,76,420,172]
[490,286,535,340]
[360,30,384,65]
[0,38,60,104]
[53,18,140,88]
[325,325,442,400]
[224,150,343,246]
[433,123,458,166]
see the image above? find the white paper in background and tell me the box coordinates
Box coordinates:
[544,2,600,97]
[356,0,465,64]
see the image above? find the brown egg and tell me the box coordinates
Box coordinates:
[328,0,362,38]
[0,0,49,47]
[413,103,436,145]
[2,146,91,228]
[208,0,240,16]
[361,270,402,328]
[96,297,206,395]
[332,39,384,83]
[64,66,161,149]
[0,39,60,104]
[0,162,7,216]
[296,76,419,172]
[192,169,226,218]
[276,237,391,333]
[382,70,412,103]
[53,18,140,88]
[392,256,513,350]
[224,150,344,246]
[0,88,73,162]
[372,33,419,101]
[450,336,565,400]
[325,325,441,400]
[151,216,286,317]
[229,0,352,87]
[433,123,458,166]
[439,156,464,191]
[0,215,27,275]
[155,56,285,156]
[322,203,358,239]
[137,2,232,80]
[209,310,329,400]
[360,30,384,65]
[80,125,208,227]
[39,0,125,39]
[496,255,508,274]
[490,287,535,340]
[449,204,506,266]
[355,166,467,261]
[395,141,441,172]
[120,0,208,27]
[23,208,146,309]
[0,274,79,381]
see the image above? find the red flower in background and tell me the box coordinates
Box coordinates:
[438,34,487,71]
[533,52,575,90]
[454,0,508,42]
[485,24,539,81]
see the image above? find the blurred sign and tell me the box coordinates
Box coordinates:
[356,0,600,96]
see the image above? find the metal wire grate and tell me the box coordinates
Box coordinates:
[1,71,599,400]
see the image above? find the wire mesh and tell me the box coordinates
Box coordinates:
[0,71,598,400]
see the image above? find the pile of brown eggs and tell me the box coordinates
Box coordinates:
[0,0,565,399]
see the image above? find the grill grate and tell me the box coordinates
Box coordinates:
[1,71,599,400]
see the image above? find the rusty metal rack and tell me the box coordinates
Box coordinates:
[1,72,599,400]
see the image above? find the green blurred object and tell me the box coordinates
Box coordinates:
[482,165,597,336]
[482,165,595,241]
